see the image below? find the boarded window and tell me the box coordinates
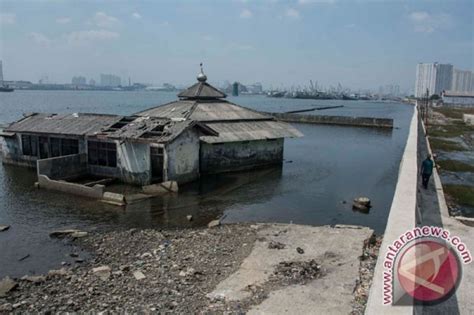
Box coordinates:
[88,141,117,167]
[21,135,38,156]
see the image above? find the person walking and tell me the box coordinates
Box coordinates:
[420,154,434,189]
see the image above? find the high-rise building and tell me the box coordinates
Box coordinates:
[415,63,453,97]
[100,74,121,87]
[451,69,473,93]
[71,76,87,85]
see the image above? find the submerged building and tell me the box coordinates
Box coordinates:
[0,69,302,188]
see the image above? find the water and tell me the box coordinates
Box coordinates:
[0,90,413,277]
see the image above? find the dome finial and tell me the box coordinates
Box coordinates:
[197,62,207,82]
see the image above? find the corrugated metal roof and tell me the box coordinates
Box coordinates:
[189,101,270,121]
[177,82,226,99]
[200,121,303,143]
[135,100,271,122]
[5,113,122,136]
[136,100,196,119]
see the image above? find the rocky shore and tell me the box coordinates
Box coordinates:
[0,224,380,313]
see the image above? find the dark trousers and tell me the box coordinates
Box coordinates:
[422,173,431,189]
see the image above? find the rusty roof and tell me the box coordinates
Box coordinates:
[200,121,303,143]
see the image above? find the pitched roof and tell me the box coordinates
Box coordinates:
[136,99,271,122]
[5,113,122,136]
[200,121,303,143]
[177,81,227,99]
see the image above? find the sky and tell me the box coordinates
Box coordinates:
[0,0,473,91]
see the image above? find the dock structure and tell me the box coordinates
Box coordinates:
[0,67,302,195]
[270,112,394,129]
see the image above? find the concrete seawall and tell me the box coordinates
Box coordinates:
[365,107,418,314]
[270,112,394,129]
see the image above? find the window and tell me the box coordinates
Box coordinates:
[21,135,38,156]
[88,141,117,167]
[61,139,79,155]
[50,138,61,157]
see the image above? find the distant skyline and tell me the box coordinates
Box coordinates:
[0,0,472,91]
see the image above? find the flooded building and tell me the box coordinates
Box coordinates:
[0,69,302,189]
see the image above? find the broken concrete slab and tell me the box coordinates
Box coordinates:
[0,225,10,232]
[92,266,111,281]
[101,192,126,206]
[0,277,18,297]
[133,271,146,280]
[142,181,178,195]
[208,223,373,313]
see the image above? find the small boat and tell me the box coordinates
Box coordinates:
[0,85,14,92]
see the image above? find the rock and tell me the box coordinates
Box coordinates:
[0,277,18,297]
[0,225,10,232]
[207,220,220,228]
[21,275,46,284]
[296,247,305,254]
[119,265,130,272]
[48,268,68,277]
[353,197,372,212]
[186,215,193,221]
[141,252,153,259]
[133,271,146,280]
[49,229,87,238]
[92,266,111,281]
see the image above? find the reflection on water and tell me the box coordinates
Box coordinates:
[0,90,413,277]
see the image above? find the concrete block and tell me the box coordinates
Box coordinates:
[142,181,178,195]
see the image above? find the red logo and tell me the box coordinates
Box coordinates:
[397,240,461,303]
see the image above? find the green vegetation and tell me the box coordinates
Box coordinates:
[433,107,474,119]
[428,123,474,138]
[437,160,474,173]
[443,185,474,208]
[429,138,466,152]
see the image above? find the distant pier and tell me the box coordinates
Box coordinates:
[270,112,394,129]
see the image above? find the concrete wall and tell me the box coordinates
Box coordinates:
[0,134,36,167]
[37,153,87,180]
[166,129,200,184]
[365,107,418,315]
[271,113,394,129]
[200,138,284,174]
[37,174,104,199]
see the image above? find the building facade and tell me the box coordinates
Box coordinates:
[100,74,121,87]
[451,69,474,93]
[0,69,302,190]
[415,63,453,97]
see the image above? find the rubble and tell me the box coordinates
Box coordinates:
[351,234,382,315]
[270,260,322,285]
[0,225,256,313]
[268,241,285,249]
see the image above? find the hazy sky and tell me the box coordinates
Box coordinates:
[0,0,472,90]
